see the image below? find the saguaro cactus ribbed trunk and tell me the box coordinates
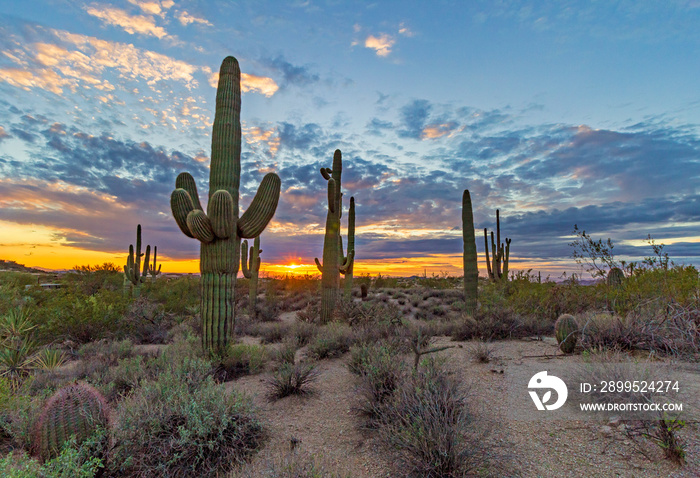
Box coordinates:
[462,190,478,315]
[171,56,281,353]
[315,149,354,322]
[342,197,355,299]
[241,236,261,318]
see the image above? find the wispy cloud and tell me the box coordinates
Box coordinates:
[84,4,169,39]
[364,33,395,57]
[127,0,174,16]
[177,11,212,27]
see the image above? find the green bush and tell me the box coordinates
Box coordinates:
[0,438,103,478]
[306,322,354,360]
[266,362,319,400]
[110,358,264,477]
[214,343,268,381]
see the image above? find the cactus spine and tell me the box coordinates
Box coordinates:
[315,150,354,322]
[241,236,261,318]
[484,209,511,282]
[124,224,151,298]
[462,190,478,315]
[554,314,579,354]
[342,197,355,299]
[31,382,110,462]
[607,267,624,288]
[170,56,281,353]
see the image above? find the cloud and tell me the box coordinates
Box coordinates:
[398,22,414,37]
[84,4,169,39]
[0,126,9,142]
[0,28,199,98]
[422,122,459,139]
[127,0,174,16]
[364,34,395,57]
[244,125,280,157]
[205,70,279,97]
[397,99,432,139]
[177,11,213,27]
[261,55,319,88]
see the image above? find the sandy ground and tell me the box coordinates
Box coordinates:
[228,328,700,478]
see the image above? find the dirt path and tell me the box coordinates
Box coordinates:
[228,336,700,477]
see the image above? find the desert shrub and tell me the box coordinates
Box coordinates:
[248,322,289,344]
[266,362,319,400]
[110,358,264,477]
[120,298,174,344]
[289,321,317,346]
[0,436,104,477]
[295,302,320,323]
[307,322,355,360]
[469,340,495,363]
[376,362,490,477]
[0,382,44,451]
[31,289,130,344]
[275,337,299,365]
[147,275,200,316]
[451,308,550,341]
[349,342,405,425]
[214,343,268,381]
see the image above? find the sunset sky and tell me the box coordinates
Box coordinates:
[1,1,700,278]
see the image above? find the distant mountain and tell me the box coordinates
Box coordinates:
[0,260,46,274]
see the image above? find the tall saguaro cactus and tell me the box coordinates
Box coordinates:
[124,224,150,298]
[462,190,478,315]
[170,56,281,353]
[315,149,354,322]
[241,236,261,318]
[484,209,511,282]
[342,197,355,299]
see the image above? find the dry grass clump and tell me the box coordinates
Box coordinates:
[266,362,319,400]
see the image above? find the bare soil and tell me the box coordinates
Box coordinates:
[229,333,700,478]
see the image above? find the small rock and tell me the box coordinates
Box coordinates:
[608,416,622,426]
[600,425,613,436]
[617,424,627,432]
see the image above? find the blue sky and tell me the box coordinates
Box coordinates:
[0,0,699,277]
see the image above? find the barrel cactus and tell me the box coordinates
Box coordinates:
[554,314,579,354]
[31,382,110,462]
[241,236,261,318]
[607,267,624,288]
[314,149,354,322]
[462,190,478,315]
[171,56,281,353]
[124,224,151,297]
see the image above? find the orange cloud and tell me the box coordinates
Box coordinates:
[177,11,212,26]
[127,0,174,16]
[206,70,279,97]
[0,67,74,95]
[85,4,168,39]
[244,125,279,156]
[364,34,395,57]
[421,122,459,139]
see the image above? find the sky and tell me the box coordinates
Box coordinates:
[1,0,699,278]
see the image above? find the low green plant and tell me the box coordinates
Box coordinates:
[215,343,268,381]
[307,322,354,360]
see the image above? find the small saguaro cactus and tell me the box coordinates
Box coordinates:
[241,236,261,318]
[170,56,281,353]
[607,267,625,288]
[31,382,110,462]
[462,190,478,315]
[484,209,511,282]
[554,313,579,354]
[148,245,161,282]
[315,149,354,322]
[124,224,151,298]
[342,197,356,299]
